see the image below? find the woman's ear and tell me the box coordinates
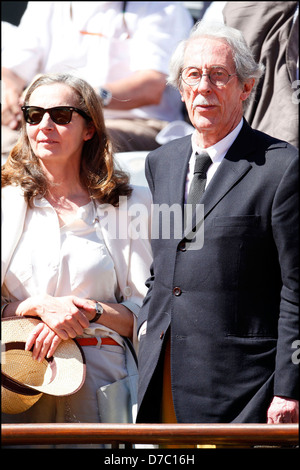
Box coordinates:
[84,122,96,141]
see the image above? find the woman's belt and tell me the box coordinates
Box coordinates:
[76,337,119,347]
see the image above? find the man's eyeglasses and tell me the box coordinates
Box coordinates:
[21,106,91,125]
[181,66,237,87]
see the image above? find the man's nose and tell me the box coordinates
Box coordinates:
[196,74,212,92]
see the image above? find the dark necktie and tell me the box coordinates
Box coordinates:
[187,151,212,213]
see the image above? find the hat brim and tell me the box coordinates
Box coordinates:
[2,317,86,397]
[2,372,43,414]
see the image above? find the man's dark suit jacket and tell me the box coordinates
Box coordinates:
[137,120,299,423]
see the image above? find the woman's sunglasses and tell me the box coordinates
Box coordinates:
[21,106,91,125]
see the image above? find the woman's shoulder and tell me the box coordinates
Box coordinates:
[2,184,24,202]
[129,184,152,206]
[115,185,152,221]
[95,185,151,217]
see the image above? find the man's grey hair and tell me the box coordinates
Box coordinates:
[168,21,265,110]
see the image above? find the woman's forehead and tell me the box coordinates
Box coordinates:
[29,83,78,107]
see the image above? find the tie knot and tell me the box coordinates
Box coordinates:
[194,152,212,176]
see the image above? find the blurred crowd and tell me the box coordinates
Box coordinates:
[2,1,298,164]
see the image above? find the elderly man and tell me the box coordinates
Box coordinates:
[137,22,299,425]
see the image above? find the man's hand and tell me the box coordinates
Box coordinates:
[267,396,299,423]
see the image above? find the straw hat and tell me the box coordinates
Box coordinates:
[1,316,86,414]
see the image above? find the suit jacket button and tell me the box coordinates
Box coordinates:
[178,241,186,252]
[173,287,182,296]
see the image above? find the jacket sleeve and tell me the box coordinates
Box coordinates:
[272,154,299,399]
[136,154,156,332]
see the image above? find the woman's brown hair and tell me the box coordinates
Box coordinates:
[1,73,132,206]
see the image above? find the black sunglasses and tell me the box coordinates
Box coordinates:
[21,106,91,125]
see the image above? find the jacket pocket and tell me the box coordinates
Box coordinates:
[213,215,261,227]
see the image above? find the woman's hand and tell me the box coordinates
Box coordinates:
[16,294,90,340]
[25,321,62,362]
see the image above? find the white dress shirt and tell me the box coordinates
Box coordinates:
[186,118,244,200]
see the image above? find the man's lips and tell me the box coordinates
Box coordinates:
[192,96,218,109]
[193,103,217,110]
[194,104,215,108]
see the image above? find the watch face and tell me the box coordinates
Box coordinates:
[95,302,103,314]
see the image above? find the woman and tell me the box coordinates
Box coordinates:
[1,73,152,434]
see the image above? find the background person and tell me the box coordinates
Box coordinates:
[1,1,193,158]
[223,1,299,148]
[1,73,152,446]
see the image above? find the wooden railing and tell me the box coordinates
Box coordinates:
[1,423,298,448]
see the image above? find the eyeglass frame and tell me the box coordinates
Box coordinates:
[180,65,237,87]
[21,106,91,125]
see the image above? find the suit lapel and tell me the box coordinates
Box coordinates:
[167,136,192,208]
[200,157,252,217]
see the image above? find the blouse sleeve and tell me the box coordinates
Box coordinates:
[97,185,152,317]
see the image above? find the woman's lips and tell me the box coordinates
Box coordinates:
[38,139,58,144]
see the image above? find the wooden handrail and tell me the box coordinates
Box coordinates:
[1,423,298,447]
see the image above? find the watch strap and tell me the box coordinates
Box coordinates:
[89,301,103,323]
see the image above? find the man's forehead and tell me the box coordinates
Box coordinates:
[184,37,234,65]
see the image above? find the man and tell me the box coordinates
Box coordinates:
[137,22,299,425]
[1,1,193,157]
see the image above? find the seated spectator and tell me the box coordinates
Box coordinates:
[1,1,193,158]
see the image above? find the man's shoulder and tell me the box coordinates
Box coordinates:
[237,120,298,162]
[147,134,192,163]
[252,129,298,164]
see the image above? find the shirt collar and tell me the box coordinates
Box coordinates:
[191,118,243,163]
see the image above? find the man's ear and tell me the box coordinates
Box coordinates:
[241,78,255,103]
[179,86,186,103]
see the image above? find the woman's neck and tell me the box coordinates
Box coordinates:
[44,171,91,227]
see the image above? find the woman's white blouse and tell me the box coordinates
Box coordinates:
[4,198,118,303]
[2,185,152,350]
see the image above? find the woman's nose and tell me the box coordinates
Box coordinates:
[39,112,54,128]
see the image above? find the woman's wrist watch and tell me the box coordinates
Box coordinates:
[89,301,103,323]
